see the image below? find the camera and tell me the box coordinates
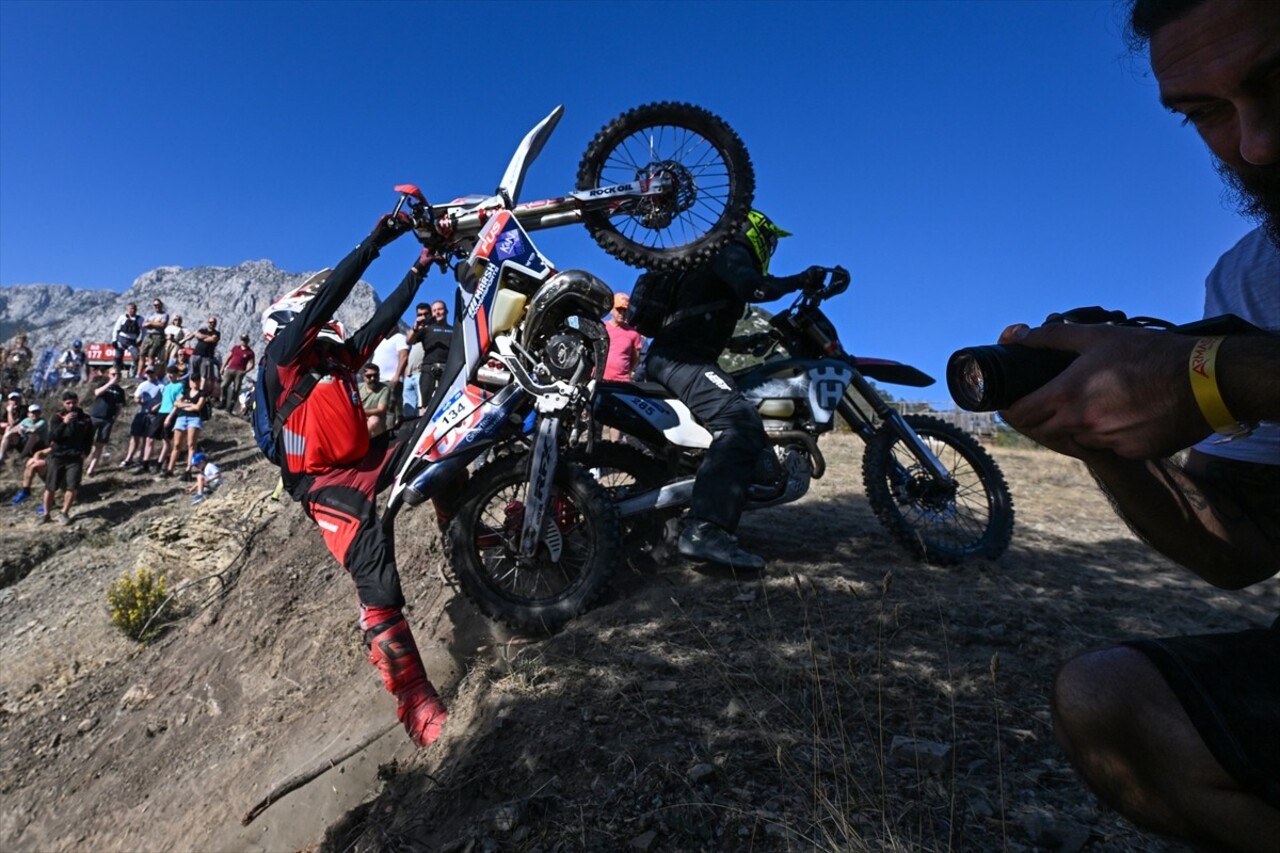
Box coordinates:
[946,308,1265,413]
[947,345,1077,412]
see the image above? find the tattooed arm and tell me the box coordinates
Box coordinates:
[1082,449,1280,589]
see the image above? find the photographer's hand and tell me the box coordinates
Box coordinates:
[997,323,1206,460]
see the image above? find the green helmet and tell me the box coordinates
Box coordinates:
[742,209,792,274]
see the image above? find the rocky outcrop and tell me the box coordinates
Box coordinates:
[0,260,383,354]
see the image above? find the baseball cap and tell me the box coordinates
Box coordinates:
[28,403,41,413]
[613,292,630,309]
[191,452,207,466]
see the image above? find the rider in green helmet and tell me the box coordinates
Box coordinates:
[742,209,793,275]
[642,208,830,570]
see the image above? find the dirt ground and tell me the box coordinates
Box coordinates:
[0,404,1275,853]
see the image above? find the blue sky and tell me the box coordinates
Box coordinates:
[0,0,1249,404]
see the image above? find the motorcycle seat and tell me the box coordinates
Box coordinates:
[595,379,675,399]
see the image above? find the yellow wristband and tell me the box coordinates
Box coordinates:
[1188,336,1239,434]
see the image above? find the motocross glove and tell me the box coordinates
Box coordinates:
[370,211,414,249]
[800,266,827,293]
[411,247,439,277]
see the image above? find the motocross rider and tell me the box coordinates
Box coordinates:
[260,213,454,747]
[644,209,828,570]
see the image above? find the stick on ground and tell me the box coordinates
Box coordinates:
[241,722,398,826]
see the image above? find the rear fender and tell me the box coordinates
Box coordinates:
[854,357,935,388]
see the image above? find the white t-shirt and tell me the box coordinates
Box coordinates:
[200,461,222,485]
[372,333,410,383]
[1193,227,1280,464]
[135,379,165,410]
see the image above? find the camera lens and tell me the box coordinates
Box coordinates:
[947,344,1078,411]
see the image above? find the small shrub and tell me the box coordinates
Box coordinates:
[107,567,172,642]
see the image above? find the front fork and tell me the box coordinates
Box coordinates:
[520,416,561,560]
[844,373,952,482]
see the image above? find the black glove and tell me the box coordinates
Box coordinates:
[800,266,827,293]
[411,247,440,276]
[370,211,413,249]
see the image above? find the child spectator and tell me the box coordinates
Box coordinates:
[187,451,222,505]
[155,364,185,476]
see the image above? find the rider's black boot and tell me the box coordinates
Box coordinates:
[677,518,765,572]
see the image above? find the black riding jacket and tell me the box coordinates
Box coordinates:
[648,238,811,362]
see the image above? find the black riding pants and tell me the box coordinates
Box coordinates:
[645,349,765,532]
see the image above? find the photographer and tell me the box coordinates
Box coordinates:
[993,2,1280,850]
[407,300,452,415]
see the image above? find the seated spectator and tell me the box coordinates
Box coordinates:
[9,447,51,505]
[5,391,25,430]
[0,403,49,463]
[59,340,87,387]
[359,363,391,436]
[187,450,222,505]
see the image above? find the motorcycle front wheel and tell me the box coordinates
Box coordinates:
[576,102,754,271]
[445,453,621,634]
[861,414,1014,565]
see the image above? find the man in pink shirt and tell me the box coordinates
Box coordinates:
[603,293,644,383]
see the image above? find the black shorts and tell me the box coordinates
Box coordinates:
[129,410,151,438]
[1126,623,1280,809]
[91,417,114,444]
[146,413,167,440]
[47,454,84,492]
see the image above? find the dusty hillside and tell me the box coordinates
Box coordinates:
[1,410,1275,852]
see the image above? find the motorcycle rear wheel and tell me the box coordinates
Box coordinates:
[569,441,676,562]
[577,102,754,271]
[445,453,621,634]
[862,414,1014,564]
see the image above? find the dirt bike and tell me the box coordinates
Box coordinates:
[586,266,1015,569]
[584,267,1015,565]
[376,102,756,634]
[390,101,754,272]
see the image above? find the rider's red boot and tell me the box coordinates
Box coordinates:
[360,606,448,747]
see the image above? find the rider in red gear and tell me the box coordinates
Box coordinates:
[261,213,450,746]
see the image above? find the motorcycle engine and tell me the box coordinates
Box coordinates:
[749,443,813,508]
[543,333,584,380]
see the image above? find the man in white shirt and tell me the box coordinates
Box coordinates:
[371,330,410,429]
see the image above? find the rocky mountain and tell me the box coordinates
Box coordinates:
[0,260,384,356]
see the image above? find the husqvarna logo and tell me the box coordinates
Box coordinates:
[808,365,852,418]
